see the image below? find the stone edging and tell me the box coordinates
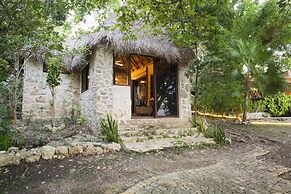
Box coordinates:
[0,142,121,167]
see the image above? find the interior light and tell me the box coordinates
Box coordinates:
[140,80,146,84]
[115,60,124,66]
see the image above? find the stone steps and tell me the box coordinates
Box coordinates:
[122,135,215,153]
[119,127,215,153]
[120,128,198,143]
[120,127,197,137]
[118,119,215,153]
[118,118,191,131]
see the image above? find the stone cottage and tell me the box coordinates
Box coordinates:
[22,30,193,129]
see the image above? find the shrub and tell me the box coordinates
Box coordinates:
[0,117,13,151]
[99,114,120,143]
[247,99,267,113]
[203,124,228,145]
[264,92,291,117]
[63,105,87,126]
[212,124,228,144]
[191,117,208,134]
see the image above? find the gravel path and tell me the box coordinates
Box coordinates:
[123,147,291,194]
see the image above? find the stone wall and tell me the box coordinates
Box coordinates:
[80,45,114,129]
[22,46,191,129]
[178,64,192,121]
[22,58,80,120]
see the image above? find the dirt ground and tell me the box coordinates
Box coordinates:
[0,121,290,194]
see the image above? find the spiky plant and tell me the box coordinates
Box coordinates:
[99,114,120,143]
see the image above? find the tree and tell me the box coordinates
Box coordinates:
[226,0,290,122]
[228,39,267,122]
[46,57,62,129]
[0,0,114,125]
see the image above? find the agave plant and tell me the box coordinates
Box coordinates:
[99,114,120,143]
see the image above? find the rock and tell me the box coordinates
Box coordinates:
[56,146,69,157]
[57,155,65,160]
[0,153,13,167]
[0,151,6,154]
[70,142,78,147]
[83,144,96,156]
[31,148,40,155]
[95,147,104,155]
[69,145,83,155]
[25,154,41,163]
[0,151,20,167]
[11,153,20,165]
[8,147,19,153]
[101,143,121,152]
[40,146,56,160]
[19,149,29,160]
[24,148,41,163]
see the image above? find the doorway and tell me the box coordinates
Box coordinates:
[114,54,178,118]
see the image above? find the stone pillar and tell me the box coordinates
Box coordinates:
[178,64,192,121]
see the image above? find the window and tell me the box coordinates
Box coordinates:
[81,64,89,92]
[113,55,129,85]
[43,62,48,72]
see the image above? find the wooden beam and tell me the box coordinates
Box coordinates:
[131,57,139,70]
[120,56,129,72]
[135,55,146,67]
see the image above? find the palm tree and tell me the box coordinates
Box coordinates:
[228,38,266,122]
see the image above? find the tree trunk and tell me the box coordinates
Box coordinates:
[51,89,56,129]
[12,53,20,128]
[193,44,199,122]
[193,71,199,122]
[242,76,250,123]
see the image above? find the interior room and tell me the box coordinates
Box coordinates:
[114,54,155,117]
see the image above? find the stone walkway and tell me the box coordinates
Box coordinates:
[123,147,291,194]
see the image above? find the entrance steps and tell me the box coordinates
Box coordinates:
[120,127,215,153]
[118,118,191,131]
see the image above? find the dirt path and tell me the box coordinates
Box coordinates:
[0,122,290,194]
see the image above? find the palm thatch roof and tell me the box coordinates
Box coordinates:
[65,29,192,71]
[22,13,193,72]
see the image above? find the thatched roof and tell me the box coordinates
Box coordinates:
[65,29,191,71]
[22,13,193,71]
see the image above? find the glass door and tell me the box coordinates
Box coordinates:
[154,59,178,117]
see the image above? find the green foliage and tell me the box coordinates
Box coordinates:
[197,62,244,114]
[256,62,287,96]
[99,114,120,143]
[0,117,13,151]
[203,124,228,145]
[211,124,228,145]
[46,57,62,90]
[195,117,208,134]
[264,93,291,117]
[247,100,267,113]
[64,105,87,126]
[0,133,11,151]
[46,57,63,127]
